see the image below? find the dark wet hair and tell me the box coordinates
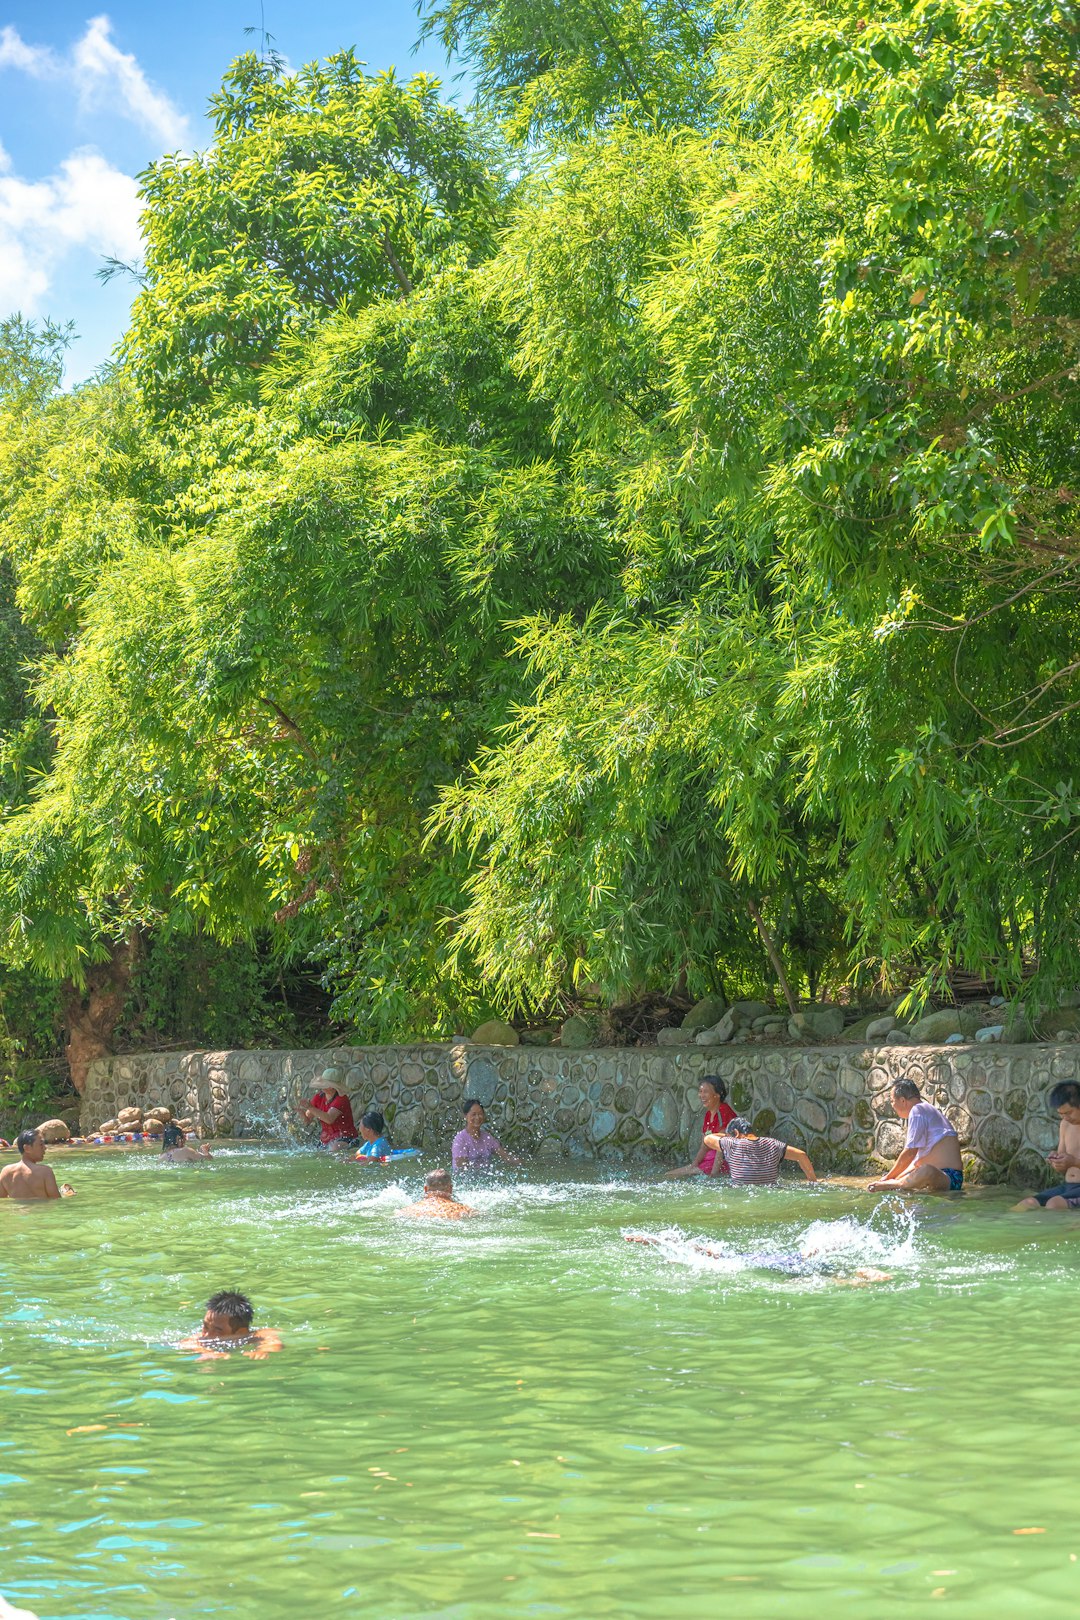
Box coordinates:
[16,1128,39,1153]
[162,1122,184,1150]
[361,1109,388,1136]
[206,1290,254,1330]
[700,1075,728,1103]
[727,1116,753,1136]
[425,1168,453,1195]
[891,1080,922,1102]
[1049,1081,1080,1110]
[462,1098,485,1115]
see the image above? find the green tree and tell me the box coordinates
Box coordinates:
[126,50,507,409]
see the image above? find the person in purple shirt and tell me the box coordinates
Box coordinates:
[451,1100,521,1169]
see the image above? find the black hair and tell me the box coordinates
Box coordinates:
[162,1122,184,1150]
[361,1109,390,1141]
[700,1075,728,1103]
[891,1080,922,1102]
[462,1098,485,1115]
[1049,1081,1080,1110]
[425,1167,453,1195]
[206,1290,254,1330]
[16,1128,39,1153]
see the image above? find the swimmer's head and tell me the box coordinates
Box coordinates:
[202,1290,254,1339]
[462,1099,485,1129]
[16,1128,44,1161]
[162,1122,184,1150]
[1050,1081,1080,1125]
[726,1117,753,1137]
[699,1075,728,1108]
[360,1109,387,1143]
[425,1168,453,1198]
[891,1079,921,1117]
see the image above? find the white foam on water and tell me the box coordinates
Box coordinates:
[622,1205,926,1287]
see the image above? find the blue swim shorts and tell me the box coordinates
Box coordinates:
[942,1167,963,1191]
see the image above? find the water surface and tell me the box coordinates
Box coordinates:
[1,1148,1076,1617]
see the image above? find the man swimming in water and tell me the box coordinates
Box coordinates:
[867,1080,963,1193]
[396,1167,474,1220]
[624,1233,891,1285]
[178,1290,282,1359]
[0,1130,74,1200]
[160,1122,212,1162]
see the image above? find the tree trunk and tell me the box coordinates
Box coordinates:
[61,936,138,1094]
[746,897,799,1015]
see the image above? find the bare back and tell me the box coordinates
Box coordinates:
[0,1158,61,1200]
[396,1194,473,1220]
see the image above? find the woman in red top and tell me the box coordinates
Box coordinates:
[298,1068,359,1148]
[663,1077,737,1179]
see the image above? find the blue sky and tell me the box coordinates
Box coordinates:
[0,4,459,383]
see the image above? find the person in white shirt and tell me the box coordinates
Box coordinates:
[867,1080,964,1193]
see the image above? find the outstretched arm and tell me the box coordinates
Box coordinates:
[786,1146,817,1182]
[867,1146,917,1190]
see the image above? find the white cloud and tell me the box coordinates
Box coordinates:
[0,24,53,76]
[0,15,188,147]
[0,140,142,318]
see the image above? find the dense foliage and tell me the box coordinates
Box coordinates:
[0,2,1078,1079]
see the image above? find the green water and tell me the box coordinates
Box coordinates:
[1,1147,1078,1619]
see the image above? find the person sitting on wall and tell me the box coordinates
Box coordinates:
[355,1110,393,1161]
[1014,1081,1080,1210]
[866,1081,963,1193]
[396,1167,474,1220]
[178,1289,282,1359]
[703,1118,817,1186]
[663,1076,737,1179]
[0,1130,75,1199]
[160,1122,212,1162]
[298,1067,358,1149]
[451,1100,521,1169]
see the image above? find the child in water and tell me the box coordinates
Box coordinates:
[355,1110,393,1161]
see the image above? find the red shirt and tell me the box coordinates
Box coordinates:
[702,1103,736,1173]
[310,1091,356,1144]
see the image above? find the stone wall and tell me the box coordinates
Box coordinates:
[82,1040,1079,1185]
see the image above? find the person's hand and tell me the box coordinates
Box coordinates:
[866,1179,890,1192]
[1048,1150,1077,1170]
[60,1184,75,1197]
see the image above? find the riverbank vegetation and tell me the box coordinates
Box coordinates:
[0,0,1077,1088]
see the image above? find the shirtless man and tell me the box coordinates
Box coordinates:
[867,1081,963,1193]
[0,1130,74,1200]
[1015,1081,1080,1210]
[178,1290,282,1359]
[160,1122,212,1163]
[396,1167,473,1220]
